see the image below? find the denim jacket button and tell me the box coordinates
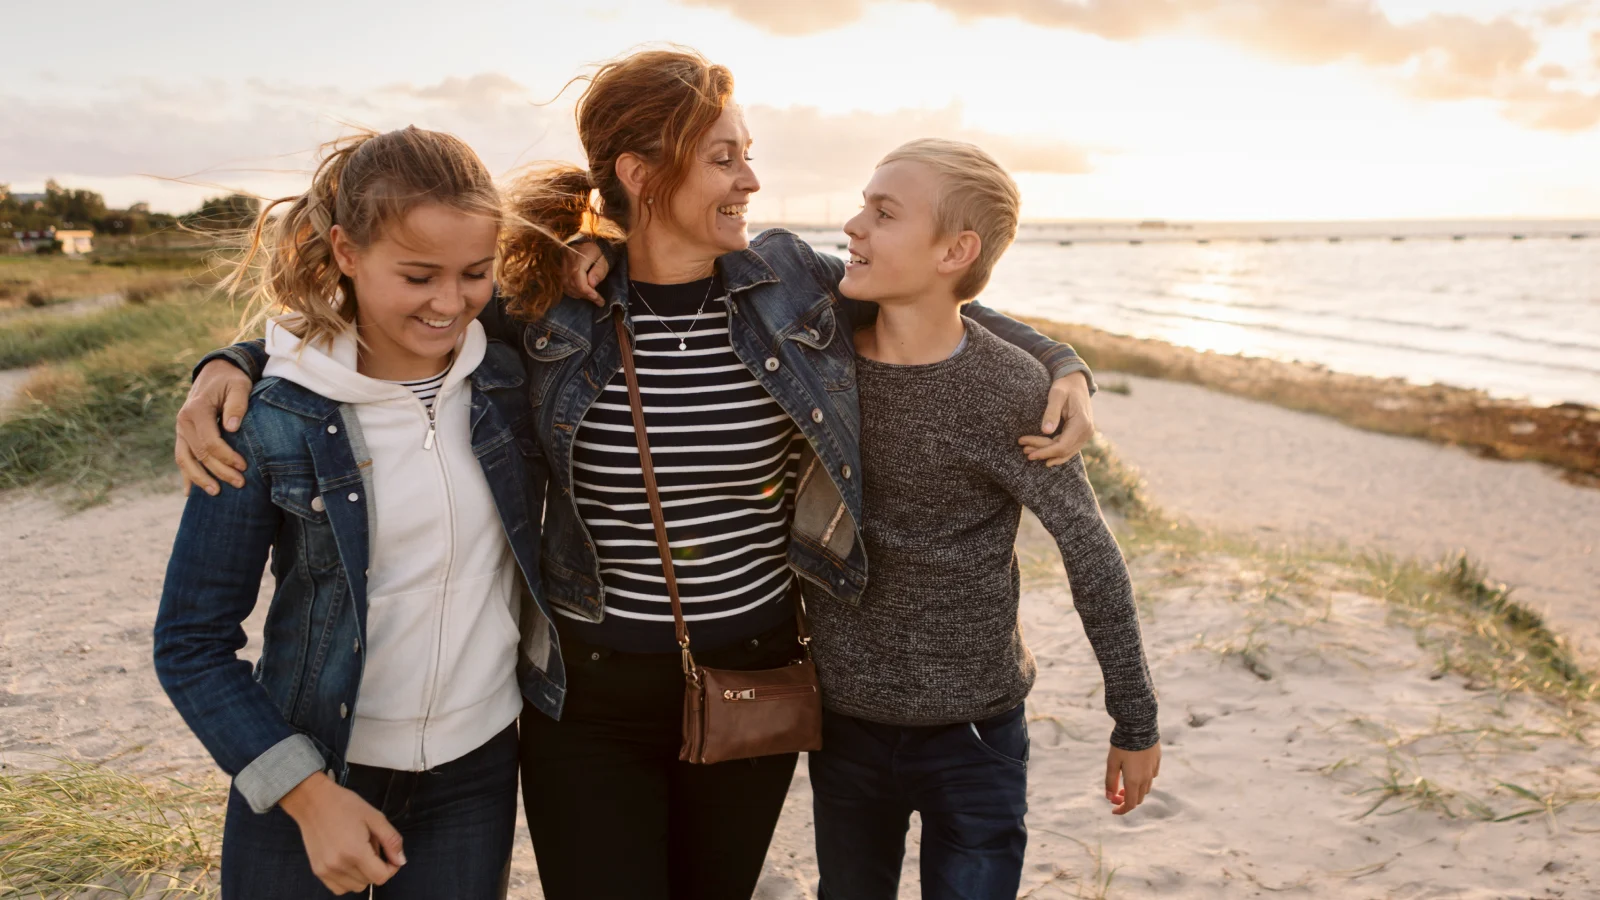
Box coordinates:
[353,639,360,654]
[310,496,325,513]
[535,336,550,350]
[347,492,359,502]
[764,357,780,372]
[810,408,824,423]
[326,425,338,435]
[339,703,348,719]
[842,465,853,479]
[806,327,820,341]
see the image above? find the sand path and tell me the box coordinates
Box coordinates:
[1094,374,1600,660]
[3,477,1596,898]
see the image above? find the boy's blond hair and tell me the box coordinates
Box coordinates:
[877,138,1020,301]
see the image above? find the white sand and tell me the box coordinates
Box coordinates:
[1093,374,1600,662]
[3,404,1597,897]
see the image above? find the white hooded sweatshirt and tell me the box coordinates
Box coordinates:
[263,317,521,772]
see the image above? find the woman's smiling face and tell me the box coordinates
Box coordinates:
[655,104,761,258]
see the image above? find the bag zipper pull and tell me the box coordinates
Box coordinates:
[723,688,757,700]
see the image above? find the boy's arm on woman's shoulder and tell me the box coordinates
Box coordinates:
[153,426,322,813]
[983,401,1157,750]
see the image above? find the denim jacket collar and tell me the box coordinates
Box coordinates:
[589,241,783,326]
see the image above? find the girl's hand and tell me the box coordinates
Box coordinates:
[175,359,253,495]
[279,772,405,895]
[1105,744,1161,815]
[563,241,608,306]
[1017,371,1095,466]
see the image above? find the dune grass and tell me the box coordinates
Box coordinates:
[0,289,237,502]
[0,290,205,369]
[0,761,222,899]
[0,257,201,314]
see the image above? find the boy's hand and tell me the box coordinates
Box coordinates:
[1018,370,1094,466]
[1105,744,1161,815]
[279,772,405,895]
[175,359,252,496]
[563,241,608,306]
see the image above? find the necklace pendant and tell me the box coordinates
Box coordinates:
[678,340,687,351]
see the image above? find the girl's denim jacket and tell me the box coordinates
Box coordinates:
[154,341,564,813]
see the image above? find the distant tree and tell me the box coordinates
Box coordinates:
[44,179,108,227]
[183,193,262,231]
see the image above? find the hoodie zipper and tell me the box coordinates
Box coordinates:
[415,388,455,769]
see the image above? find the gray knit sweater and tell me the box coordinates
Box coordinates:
[806,319,1160,751]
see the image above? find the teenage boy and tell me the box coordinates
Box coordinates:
[805,139,1161,900]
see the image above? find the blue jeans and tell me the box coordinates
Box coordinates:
[220,723,518,899]
[810,704,1029,900]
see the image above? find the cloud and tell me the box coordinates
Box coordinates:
[0,73,1082,213]
[689,0,1600,131]
[0,75,579,209]
[743,102,1092,201]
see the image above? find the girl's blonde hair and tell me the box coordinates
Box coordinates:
[498,47,734,320]
[226,126,502,347]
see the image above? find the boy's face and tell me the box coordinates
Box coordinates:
[839,160,949,304]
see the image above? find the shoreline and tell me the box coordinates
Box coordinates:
[1021,317,1600,486]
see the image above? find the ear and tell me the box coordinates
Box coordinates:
[936,231,982,279]
[615,153,652,210]
[329,224,360,279]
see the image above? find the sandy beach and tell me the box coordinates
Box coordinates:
[2,377,1596,898]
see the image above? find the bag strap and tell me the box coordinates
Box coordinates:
[612,312,814,672]
[613,315,694,661]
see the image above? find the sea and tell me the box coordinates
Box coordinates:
[794,220,1600,408]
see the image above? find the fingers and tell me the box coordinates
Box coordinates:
[1041,380,1069,434]
[369,812,408,869]
[175,436,218,497]
[1023,418,1092,467]
[1105,754,1120,803]
[220,378,250,434]
[568,243,606,305]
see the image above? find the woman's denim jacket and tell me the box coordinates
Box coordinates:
[193,230,1092,630]
[154,341,564,813]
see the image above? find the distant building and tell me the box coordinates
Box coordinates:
[13,227,94,255]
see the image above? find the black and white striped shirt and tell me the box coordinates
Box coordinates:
[383,369,447,410]
[558,276,803,652]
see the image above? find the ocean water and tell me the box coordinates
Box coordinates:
[798,221,1600,407]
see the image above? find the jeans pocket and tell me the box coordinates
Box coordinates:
[969,704,1029,767]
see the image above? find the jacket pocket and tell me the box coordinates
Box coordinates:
[783,299,855,392]
[271,473,343,573]
[524,327,583,408]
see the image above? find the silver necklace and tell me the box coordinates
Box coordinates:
[629,278,716,352]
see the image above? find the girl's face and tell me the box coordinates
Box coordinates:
[331,203,498,379]
[653,104,761,258]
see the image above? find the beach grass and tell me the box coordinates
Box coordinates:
[0,289,237,503]
[0,288,204,369]
[0,760,221,899]
[0,256,206,314]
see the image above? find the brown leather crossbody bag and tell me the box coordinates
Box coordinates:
[613,314,824,765]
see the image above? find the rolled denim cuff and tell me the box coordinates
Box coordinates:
[191,345,262,384]
[1046,356,1098,397]
[234,733,325,814]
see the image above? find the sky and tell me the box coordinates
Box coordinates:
[4,0,1600,222]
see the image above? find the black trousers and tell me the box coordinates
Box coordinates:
[520,619,802,900]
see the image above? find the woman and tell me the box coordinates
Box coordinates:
[175,48,1098,900]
